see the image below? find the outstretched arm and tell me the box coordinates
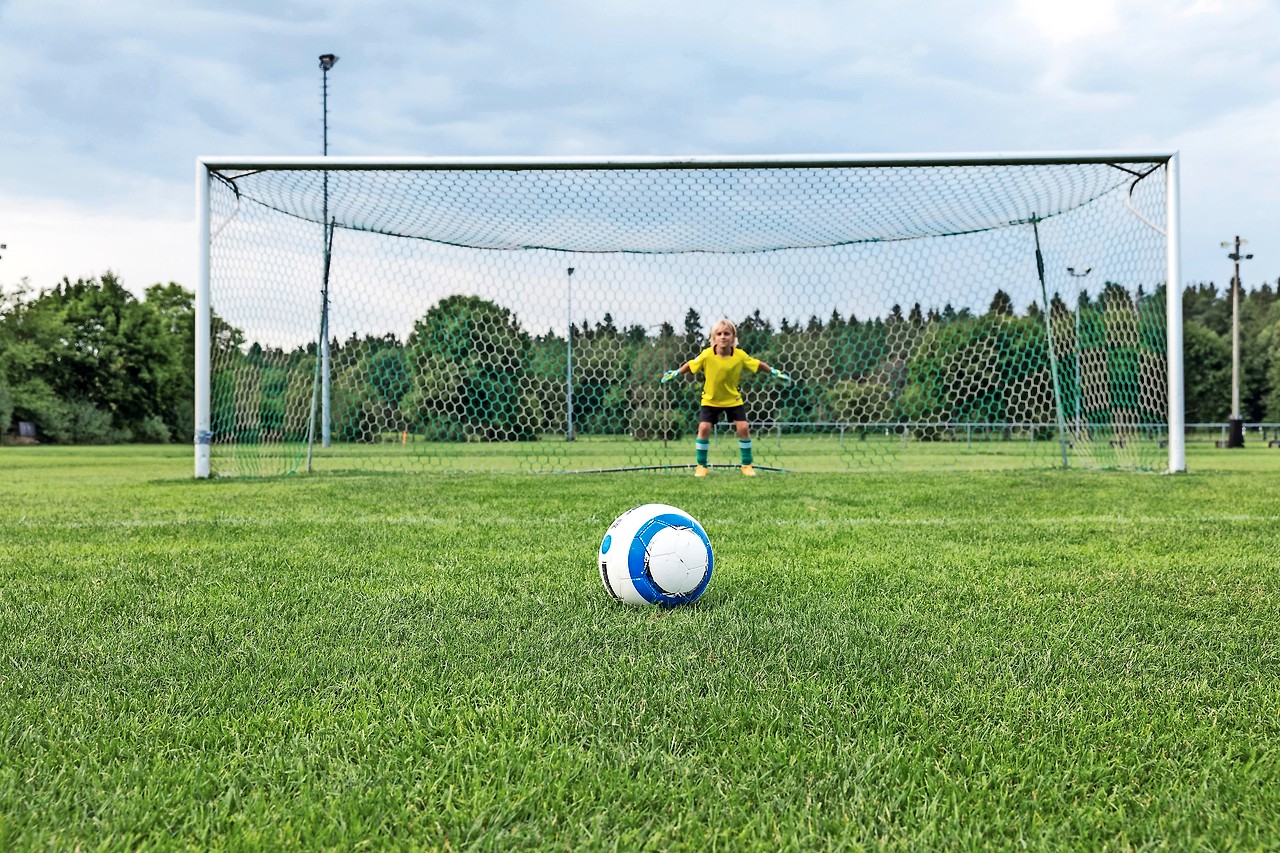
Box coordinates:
[759,362,792,383]
[661,362,692,383]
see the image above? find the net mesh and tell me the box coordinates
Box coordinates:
[203,158,1172,475]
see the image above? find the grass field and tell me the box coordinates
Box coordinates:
[2,445,1279,850]
[214,428,1171,477]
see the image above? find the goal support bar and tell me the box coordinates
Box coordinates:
[195,158,211,478]
[1164,154,1186,473]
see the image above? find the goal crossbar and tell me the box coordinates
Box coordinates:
[199,151,1177,171]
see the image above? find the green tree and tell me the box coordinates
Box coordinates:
[0,379,10,436]
[143,282,195,441]
[1181,323,1230,423]
[1240,283,1279,421]
[0,281,36,435]
[821,380,893,427]
[0,274,236,444]
[682,308,703,348]
[630,335,688,440]
[1183,283,1230,336]
[1260,309,1280,422]
[571,329,633,435]
[987,289,1015,317]
[401,295,536,441]
[0,279,73,439]
[737,309,773,356]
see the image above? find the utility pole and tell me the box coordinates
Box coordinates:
[1219,236,1252,448]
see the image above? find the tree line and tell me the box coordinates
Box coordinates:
[0,274,193,443]
[247,286,1165,444]
[2,273,1280,444]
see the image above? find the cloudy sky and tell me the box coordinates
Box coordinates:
[1,0,1277,298]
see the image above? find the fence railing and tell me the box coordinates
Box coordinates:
[1185,423,1280,445]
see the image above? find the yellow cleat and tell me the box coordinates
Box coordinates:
[741,465,756,477]
[694,465,709,477]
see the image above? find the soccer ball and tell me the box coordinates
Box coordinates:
[598,503,713,606]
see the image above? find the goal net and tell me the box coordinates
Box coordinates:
[195,153,1184,477]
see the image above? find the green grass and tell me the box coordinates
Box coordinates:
[2,445,1279,850]
[219,425,1175,476]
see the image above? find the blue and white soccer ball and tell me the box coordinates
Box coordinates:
[598,503,713,607]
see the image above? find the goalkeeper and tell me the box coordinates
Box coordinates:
[661,318,791,477]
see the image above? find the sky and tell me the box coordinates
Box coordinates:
[2,0,1278,301]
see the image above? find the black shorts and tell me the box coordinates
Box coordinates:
[698,404,748,425]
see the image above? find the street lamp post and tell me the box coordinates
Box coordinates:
[1067,267,1092,441]
[319,54,338,449]
[1219,236,1252,448]
[566,267,575,442]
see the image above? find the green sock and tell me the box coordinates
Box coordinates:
[739,439,753,465]
[696,439,709,466]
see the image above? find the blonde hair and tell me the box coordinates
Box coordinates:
[709,317,737,343]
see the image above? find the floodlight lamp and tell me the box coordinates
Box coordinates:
[319,54,338,71]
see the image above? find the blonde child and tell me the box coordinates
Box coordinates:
[661,318,790,476]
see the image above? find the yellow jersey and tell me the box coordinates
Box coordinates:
[687,346,761,407]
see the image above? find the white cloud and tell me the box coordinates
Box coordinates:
[1172,98,1280,286]
[0,193,194,294]
[1,0,1279,296]
[1013,0,1121,46]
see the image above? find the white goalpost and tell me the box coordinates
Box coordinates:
[195,152,1185,477]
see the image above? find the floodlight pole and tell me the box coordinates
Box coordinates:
[566,267,576,442]
[319,53,338,448]
[1219,235,1251,448]
[1067,266,1093,442]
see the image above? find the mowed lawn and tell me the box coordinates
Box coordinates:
[1,445,1278,850]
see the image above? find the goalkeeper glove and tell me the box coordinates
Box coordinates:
[772,369,793,383]
[661,369,681,384]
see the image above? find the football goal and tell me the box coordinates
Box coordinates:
[195,152,1185,477]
